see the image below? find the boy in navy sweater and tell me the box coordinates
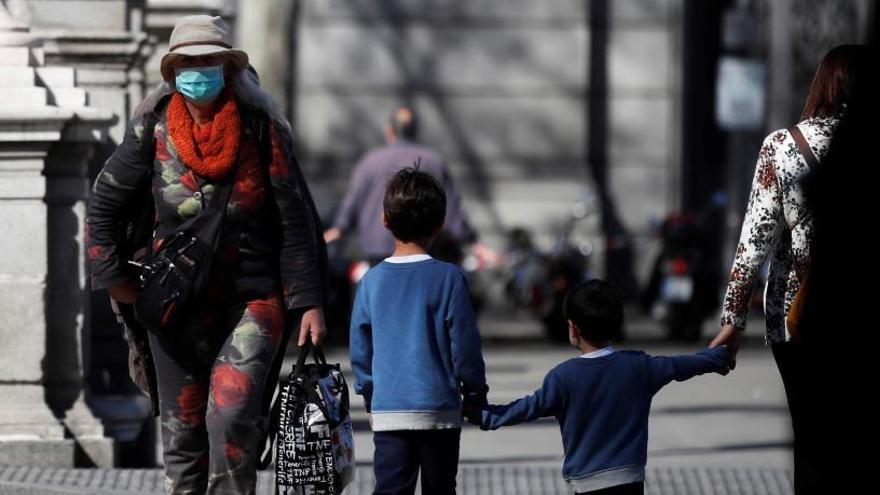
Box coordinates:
[350,167,488,495]
[470,280,727,495]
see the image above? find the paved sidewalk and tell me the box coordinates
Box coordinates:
[2,314,793,494]
[0,464,792,495]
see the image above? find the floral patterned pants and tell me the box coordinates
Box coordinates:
[148,292,287,494]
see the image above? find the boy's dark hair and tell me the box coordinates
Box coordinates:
[564,279,624,343]
[383,166,446,242]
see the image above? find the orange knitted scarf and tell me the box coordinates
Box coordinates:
[167,89,241,180]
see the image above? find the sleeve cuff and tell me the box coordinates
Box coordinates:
[479,409,494,430]
[284,292,323,311]
[704,346,729,367]
[463,386,489,407]
[720,313,747,330]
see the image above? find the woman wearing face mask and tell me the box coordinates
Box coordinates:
[85,15,327,494]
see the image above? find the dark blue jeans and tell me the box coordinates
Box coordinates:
[373,429,461,495]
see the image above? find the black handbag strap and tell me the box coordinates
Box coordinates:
[207,171,238,212]
[291,339,327,377]
[195,108,269,246]
[788,125,820,171]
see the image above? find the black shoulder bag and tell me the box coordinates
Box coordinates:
[133,165,238,333]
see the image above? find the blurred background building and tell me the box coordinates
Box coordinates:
[0,0,874,468]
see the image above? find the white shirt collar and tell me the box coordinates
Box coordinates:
[384,254,433,264]
[579,346,615,359]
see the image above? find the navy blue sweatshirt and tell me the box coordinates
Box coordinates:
[350,256,488,431]
[480,347,727,491]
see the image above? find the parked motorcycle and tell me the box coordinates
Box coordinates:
[504,194,596,342]
[641,193,727,341]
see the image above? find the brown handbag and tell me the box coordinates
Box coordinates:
[785,125,820,340]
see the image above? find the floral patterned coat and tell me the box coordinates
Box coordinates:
[720,116,839,343]
[85,98,326,413]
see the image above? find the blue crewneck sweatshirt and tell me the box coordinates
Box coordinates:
[350,257,488,431]
[480,347,727,492]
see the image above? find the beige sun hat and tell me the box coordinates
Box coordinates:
[160,15,249,81]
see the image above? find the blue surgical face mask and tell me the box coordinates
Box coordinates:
[175,65,225,104]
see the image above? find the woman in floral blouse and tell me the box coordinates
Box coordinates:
[710,45,868,494]
[711,44,867,360]
[85,16,326,494]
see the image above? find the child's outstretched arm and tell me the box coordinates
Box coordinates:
[646,346,728,395]
[480,371,563,430]
[448,272,489,404]
[349,284,374,411]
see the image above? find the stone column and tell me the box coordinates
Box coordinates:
[22,0,152,142]
[0,3,116,467]
[15,1,159,467]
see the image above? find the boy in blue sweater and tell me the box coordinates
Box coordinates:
[470,280,727,495]
[350,167,488,495]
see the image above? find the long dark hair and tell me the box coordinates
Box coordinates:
[801,44,869,120]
